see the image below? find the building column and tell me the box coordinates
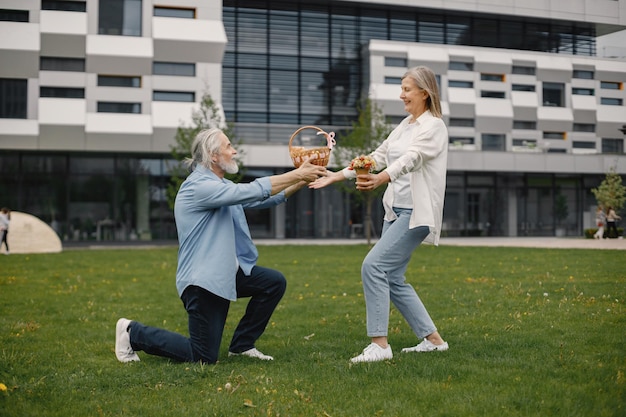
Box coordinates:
[508,188,517,237]
[274,204,285,239]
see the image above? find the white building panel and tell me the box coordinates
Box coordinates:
[447,88,476,118]
[86,113,152,134]
[39,72,87,88]
[537,106,574,131]
[40,10,87,35]
[511,91,539,120]
[152,17,226,63]
[86,35,153,75]
[0,22,39,78]
[39,99,86,126]
[475,98,513,132]
[151,102,196,128]
[0,119,38,136]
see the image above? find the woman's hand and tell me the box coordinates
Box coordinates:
[309,170,344,189]
[355,171,390,192]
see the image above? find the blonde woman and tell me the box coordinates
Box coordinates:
[311,66,449,362]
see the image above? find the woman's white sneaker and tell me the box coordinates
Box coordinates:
[402,339,449,353]
[350,343,393,363]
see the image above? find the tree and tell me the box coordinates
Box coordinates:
[331,98,393,244]
[166,92,243,209]
[592,167,626,214]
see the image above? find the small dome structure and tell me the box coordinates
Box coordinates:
[3,211,62,254]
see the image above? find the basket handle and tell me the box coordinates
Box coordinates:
[289,126,334,151]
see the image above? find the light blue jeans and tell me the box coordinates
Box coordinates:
[362,208,437,339]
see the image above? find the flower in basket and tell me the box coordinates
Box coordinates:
[349,155,376,173]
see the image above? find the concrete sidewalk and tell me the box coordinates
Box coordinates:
[254,236,626,251]
[62,236,626,251]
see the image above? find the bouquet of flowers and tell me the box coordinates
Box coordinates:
[349,155,376,173]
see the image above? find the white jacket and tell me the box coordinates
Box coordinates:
[343,111,448,245]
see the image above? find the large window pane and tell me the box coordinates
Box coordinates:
[99,0,142,36]
[542,82,564,107]
[0,78,27,119]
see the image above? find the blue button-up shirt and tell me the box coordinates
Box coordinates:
[174,165,286,301]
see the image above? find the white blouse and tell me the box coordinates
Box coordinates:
[343,110,449,245]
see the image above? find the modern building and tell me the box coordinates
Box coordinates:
[1,0,625,242]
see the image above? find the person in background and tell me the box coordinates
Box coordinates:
[310,65,449,363]
[0,207,10,255]
[605,206,621,238]
[593,206,606,239]
[115,128,326,364]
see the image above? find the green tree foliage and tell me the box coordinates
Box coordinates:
[166,92,243,209]
[331,98,393,243]
[592,167,626,213]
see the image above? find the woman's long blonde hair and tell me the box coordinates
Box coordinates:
[402,66,442,118]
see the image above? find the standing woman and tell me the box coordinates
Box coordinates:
[605,206,621,238]
[310,66,449,363]
[0,207,10,254]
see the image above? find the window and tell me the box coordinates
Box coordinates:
[153,91,195,102]
[543,131,566,140]
[512,84,535,92]
[384,57,407,68]
[97,102,141,113]
[449,118,474,127]
[0,9,28,22]
[40,87,85,98]
[153,7,195,18]
[542,82,565,107]
[98,75,141,87]
[572,87,594,95]
[448,80,473,88]
[513,139,537,147]
[449,61,473,71]
[40,57,85,72]
[481,91,505,99]
[513,121,536,130]
[600,81,622,90]
[600,97,623,106]
[481,134,505,151]
[602,138,624,154]
[41,1,86,12]
[512,65,535,75]
[449,137,474,145]
[572,70,594,79]
[0,78,27,118]
[573,123,595,133]
[481,73,505,82]
[572,141,595,149]
[153,62,195,77]
[384,76,402,85]
[99,0,142,36]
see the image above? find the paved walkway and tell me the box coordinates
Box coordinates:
[63,236,626,251]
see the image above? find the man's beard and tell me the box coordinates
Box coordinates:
[217,157,239,174]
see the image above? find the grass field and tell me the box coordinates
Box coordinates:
[0,244,624,416]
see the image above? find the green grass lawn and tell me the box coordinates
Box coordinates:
[0,244,624,417]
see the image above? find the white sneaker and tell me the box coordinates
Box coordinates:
[350,343,393,363]
[402,339,449,353]
[115,318,140,362]
[229,348,274,361]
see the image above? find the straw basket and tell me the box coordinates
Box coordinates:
[288,126,335,168]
